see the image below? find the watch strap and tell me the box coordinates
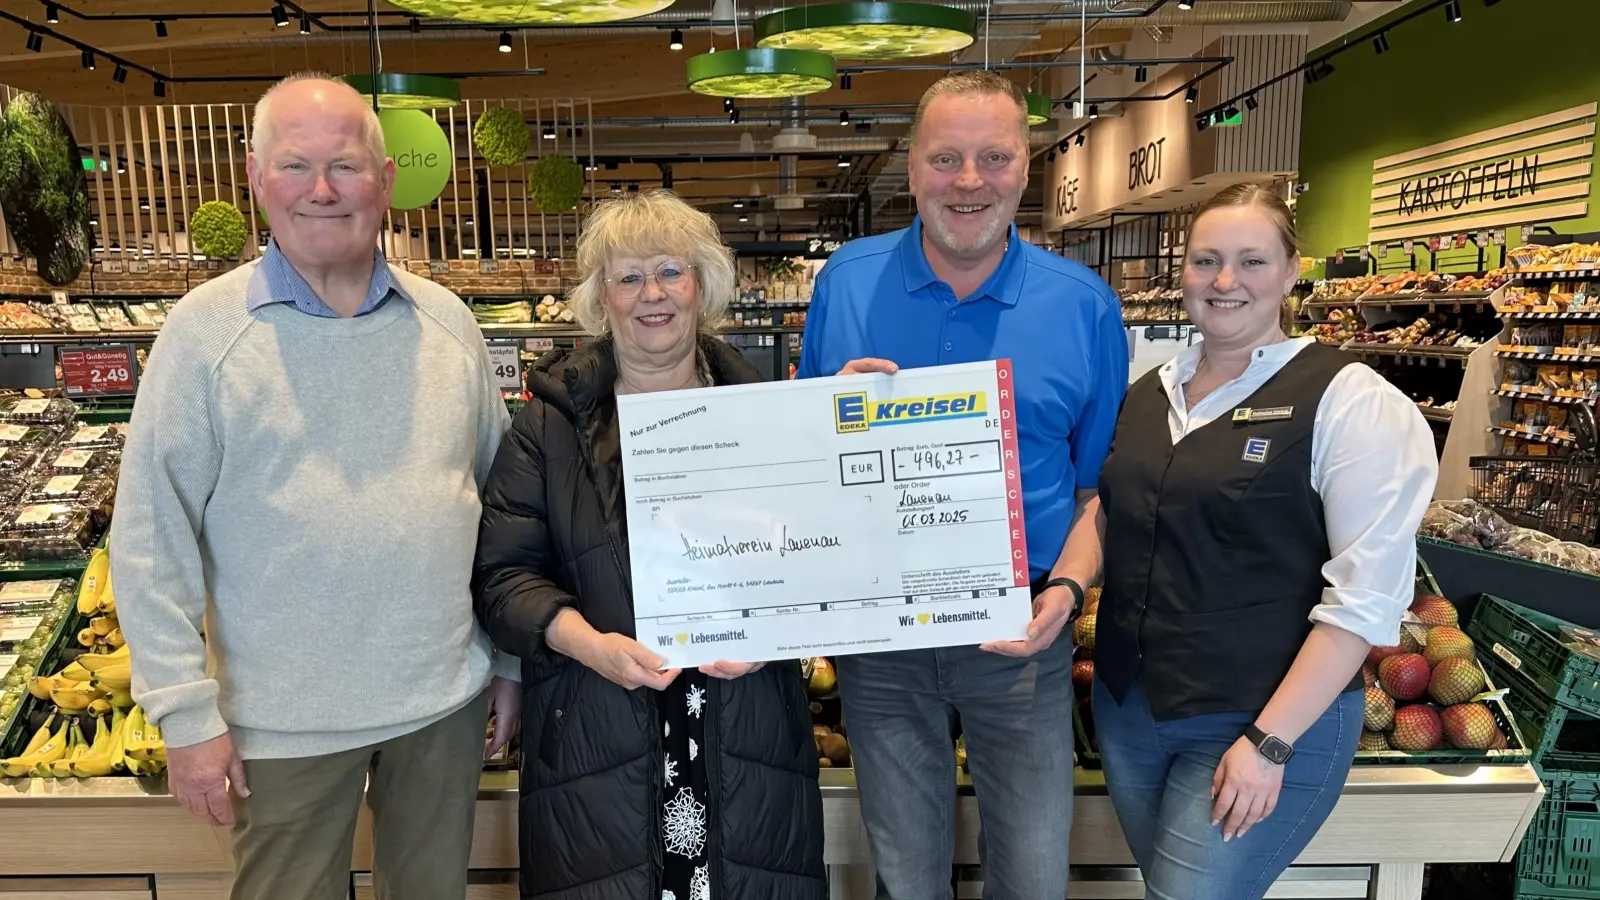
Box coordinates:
[1042,577,1085,618]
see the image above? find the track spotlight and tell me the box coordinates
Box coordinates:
[1196,114,1211,132]
[724,97,734,111]
[837,155,850,168]
[1373,32,1390,54]
[738,214,749,223]
[45,4,58,23]
[300,14,310,33]
[1134,65,1147,83]
[1185,86,1198,104]
[733,200,744,209]
[1088,103,1098,119]
[155,20,168,38]
[670,28,683,50]
[1177,0,1194,8]
[839,109,849,126]
[1074,133,1084,147]
[113,64,127,83]
[25,31,41,52]
[1445,0,1462,22]
[855,120,871,133]
[272,5,289,27]
[1057,140,1068,153]
[1224,104,1239,119]
[80,50,94,70]
[116,159,125,173]
[410,16,421,32]
[154,81,166,98]
[543,125,556,139]
[1318,60,1335,79]
[1047,150,1056,163]
[840,73,852,90]
[498,31,512,52]
[1244,94,1258,111]
[628,183,639,192]
[729,107,740,123]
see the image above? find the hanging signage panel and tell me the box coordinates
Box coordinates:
[1365,103,1597,244]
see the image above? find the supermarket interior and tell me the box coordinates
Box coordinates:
[0,0,1596,897]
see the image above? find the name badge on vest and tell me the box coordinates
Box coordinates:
[1242,437,1272,464]
[1231,405,1295,424]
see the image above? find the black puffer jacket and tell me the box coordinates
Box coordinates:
[473,335,827,900]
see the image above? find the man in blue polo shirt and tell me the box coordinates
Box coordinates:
[797,70,1127,899]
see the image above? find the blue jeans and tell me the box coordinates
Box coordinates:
[837,641,1075,900]
[1092,678,1362,900]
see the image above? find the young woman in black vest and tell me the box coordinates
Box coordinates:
[1092,183,1438,899]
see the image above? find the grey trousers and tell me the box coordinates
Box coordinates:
[228,689,491,900]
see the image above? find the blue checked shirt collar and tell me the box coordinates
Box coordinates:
[246,239,410,317]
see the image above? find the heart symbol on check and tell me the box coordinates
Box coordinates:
[917,613,930,625]
[675,634,689,644]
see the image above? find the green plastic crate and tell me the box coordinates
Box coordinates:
[1468,594,1600,720]
[1517,773,1600,897]
[1482,652,1600,773]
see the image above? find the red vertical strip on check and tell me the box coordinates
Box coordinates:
[993,359,1029,588]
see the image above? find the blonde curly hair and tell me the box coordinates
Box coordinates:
[568,190,736,337]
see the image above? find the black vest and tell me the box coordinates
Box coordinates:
[1096,343,1365,721]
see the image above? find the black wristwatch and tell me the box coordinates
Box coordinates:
[1041,577,1085,620]
[1245,724,1295,765]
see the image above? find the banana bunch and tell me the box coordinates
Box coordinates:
[73,548,124,655]
[0,704,164,778]
[26,643,133,712]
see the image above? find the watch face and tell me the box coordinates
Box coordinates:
[1260,736,1293,765]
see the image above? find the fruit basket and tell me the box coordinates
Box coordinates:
[1467,594,1600,719]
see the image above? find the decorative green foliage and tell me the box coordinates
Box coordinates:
[190,201,248,259]
[0,93,92,285]
[528,156,584,213]
[385,0,672,25]
[473,107,530,166]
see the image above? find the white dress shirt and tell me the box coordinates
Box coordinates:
[1156,336,1439,647]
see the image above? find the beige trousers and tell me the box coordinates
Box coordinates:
[227,689,490,900]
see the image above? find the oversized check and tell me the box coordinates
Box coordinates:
[617,359,1031,668]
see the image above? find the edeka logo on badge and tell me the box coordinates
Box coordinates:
[834,390,987,434]
[1242,437,1272,464]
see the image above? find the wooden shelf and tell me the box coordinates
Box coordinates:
[1418,407,1455,423]
[1495,389,1595,405]
[1488,425,1577,447]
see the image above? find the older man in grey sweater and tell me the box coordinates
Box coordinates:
[110,73,520,900]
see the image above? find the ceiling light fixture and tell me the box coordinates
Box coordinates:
[116,160,125,173]
[1024,93,1051,126]
[837,155,850,168]
[739,214,749,223]
[498,31,512,52]
[1088,103,1099,119]
[45,4,59,23]
[411,16,421,32]
[155,20,168,37]
[1184,86,1198,104]
[1244,94,1258,111]
[670,28,684,50]
[543,125,556,139]
[840,73,853,90]
[338,73,462,109]
[1373,32,1390,54]
[1057,140,1067,153]
[733,200,744,209]
[1074,133,1084,147]
[153,81,165,98]
[113,64,127,84]
[686,47,836,98]
[1195,114,1210,132]
[25,31,41,52]
[753,2,977,60]
[272,4,289,27]
[839,109,849,126]
[387,0,673,24]
[300,14,311,34]
[1177,0,1194,8]
[1445,0,1462,22]
[854,120,870,133]
[80,50,94,71]
[728,106,740,123]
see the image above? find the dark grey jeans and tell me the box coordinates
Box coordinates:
[837,640,1076,900]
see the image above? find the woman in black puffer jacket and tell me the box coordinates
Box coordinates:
[472,190,826,900]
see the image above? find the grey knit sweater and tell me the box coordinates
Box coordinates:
[110,260,515,759]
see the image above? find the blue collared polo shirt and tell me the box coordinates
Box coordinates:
[797,217,1128,579]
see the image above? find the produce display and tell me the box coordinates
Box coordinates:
[1365,270,1511,297]
[1497,282,1600,315]
[534,295,573,324]
[0,578,76,722]
[1421,499,1600,577]
[0,298,176,335]
[1347,313,1486,349]
[0,402,119,562]
[0,548,167,778]
[1308,307,1361,345]
[1118,285,1184,323]
[1360,592,1510,753]
[1308,276,1379,303]
[1508,243,1600,270]
[473,299,533,325]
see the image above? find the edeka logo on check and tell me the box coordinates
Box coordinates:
[898,609,992,626]
[658,629,749,648]
[834,391,987,434]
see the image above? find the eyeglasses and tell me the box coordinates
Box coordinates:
[604,260,696,299]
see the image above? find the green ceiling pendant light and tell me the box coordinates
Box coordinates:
[339,73,461,110]
[754,2,976,60]
[1025,93,1052,126]
[384,0,671,24]
[686,47,836,99]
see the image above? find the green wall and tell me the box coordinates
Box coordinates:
[1297,0,1600,259]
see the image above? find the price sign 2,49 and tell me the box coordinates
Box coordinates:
[58,345,138,396]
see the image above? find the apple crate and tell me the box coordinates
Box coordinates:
[1515,773,1600,898]
[1483,651,1600,774]
[1466,594,1600,719]
[1352,654,1532,767]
